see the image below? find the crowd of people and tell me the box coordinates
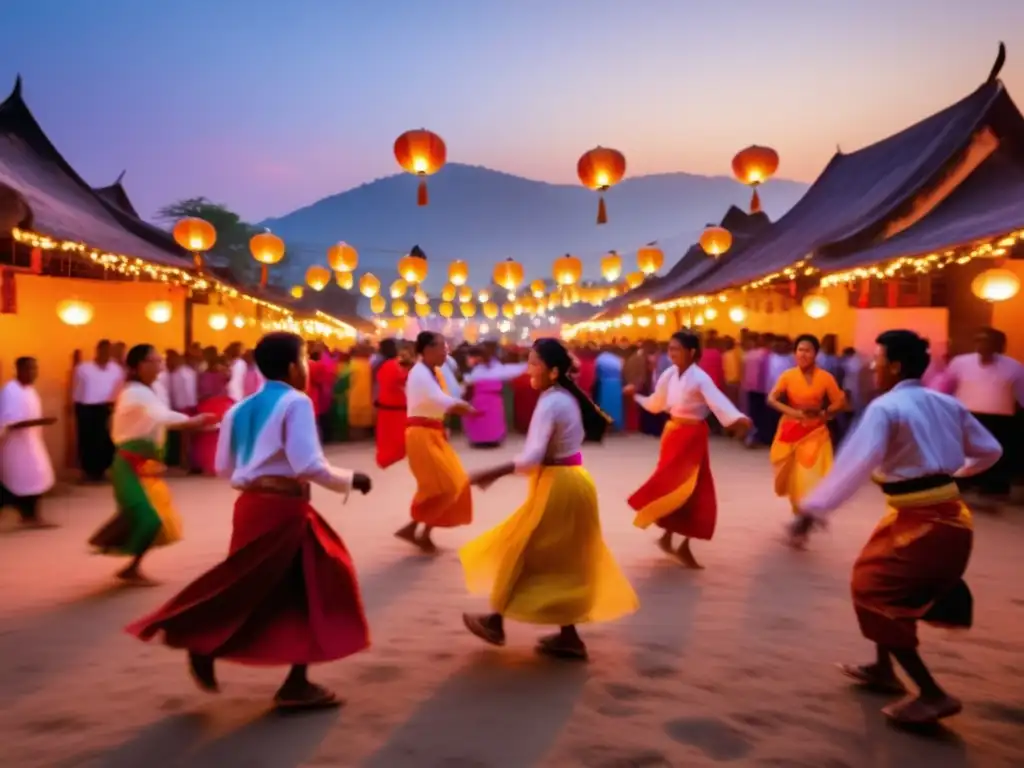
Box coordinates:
[0,322,1021,728]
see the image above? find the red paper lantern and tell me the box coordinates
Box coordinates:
[731,145,779,213]
[577,146,626,224]
[394,129,447,206]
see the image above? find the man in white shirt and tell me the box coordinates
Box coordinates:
[165,349,198,469]
[0,357,58,528]
[225,341,247,402]
[946,327,1024,502]
[72,339,122,482]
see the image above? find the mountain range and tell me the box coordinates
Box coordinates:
[258,163,808,294]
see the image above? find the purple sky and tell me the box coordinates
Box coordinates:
[5,0,1024,222]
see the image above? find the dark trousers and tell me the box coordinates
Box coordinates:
[960,412,1016,497]
[0,483,39,522]
[747,392,776,446]
[75,403,114,481]
[317,412,334,444]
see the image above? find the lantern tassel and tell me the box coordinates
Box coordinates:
[750,187,762,213]
[417,178,428,206]
[596,195,608,225]
[260,264,268,288]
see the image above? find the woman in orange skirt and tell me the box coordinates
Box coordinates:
[395,331,475,553]
[767,334,846,513]
[627,331,751,569]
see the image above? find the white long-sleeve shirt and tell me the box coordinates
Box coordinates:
[946,353,1024,416]
[514,386,584,473]
[406,361,465,420]
[111,381,192,448]
[215,381,352,496]
[801,380,1003,521]
[227,357,247,402]
[636,364,746,426]
[0,380,54,497]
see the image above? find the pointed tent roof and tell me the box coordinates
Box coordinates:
[92,171,139,218]
[0,76,192,267]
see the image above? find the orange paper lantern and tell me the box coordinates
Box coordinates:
[699,226,732,257]
[439,301,454,318]
[601,251,623,282]
[636,244,664,275]
[397,245,428,283]
[493,258,524,291]
[249,231,285,287]
[458,285,473,303]
[327,241,358,272]
[530,279,546,298]
[440,282,456,301]
[448,260,469,286]
[391,299,409,317]
[306,265,330,291]
[553,254,583,286]
[625,271,645,289]
[482,301,499,319]
[393,129,447,206]
[358,273,380,298]
[369,294,386,314]
[335,270,354,290]
[415,302,430,318]
[172,217,216,269]
[577,146,626,224]
[460,301,477,318]
[501,301,515,319]
[731,145,779,213]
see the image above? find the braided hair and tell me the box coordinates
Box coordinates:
[533,338,611,443]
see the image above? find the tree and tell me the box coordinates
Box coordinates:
[157,197,261,284]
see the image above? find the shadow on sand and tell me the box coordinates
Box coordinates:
[361,648,588,768]
[849,689,970,767]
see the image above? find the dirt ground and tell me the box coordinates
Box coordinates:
[0,434,1022,767]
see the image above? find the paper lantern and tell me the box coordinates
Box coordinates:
[327,241,358,272]
[483,301,499,319]
[478,289,491,303]
[802,294,831,319]
[306,265,330,292]
[232,314,246,329]
[448,260,469,286]
[634,307,654,328]
[208,311,229,331]
[290,285,304,299]
[528,279,545,298]
[577,146,626,224]
[728,306,748,324]
[601,251,623,282]
[553,254,583,286]
[703,306,718,321]
[145,300,173,324]
[625,271,645,289]
[699,226,732,257]
[439,301,454,318]
[460,301,477,318]
[441,282,456,301]
[458,285,473,303]
[732,145,779,213]
[369,295,386,314]
[393,129,447,205]
[335,270,354,290]
[172,217,216,269]
[501,302,515,318]
[391,299,409,317]
[415,302,430,318]
[637,244,664,275]
[390,278,408,298]
[414,288,429,305]
[493,258,524,291]
[56,298,93,326]
[971,268,1020,302]
[398,245,428,283]
[359,273,380,298]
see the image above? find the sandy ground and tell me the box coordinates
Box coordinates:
[0,434,1022,767]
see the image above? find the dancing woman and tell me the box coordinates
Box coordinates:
[788,330,1001,727]
[461,339,637,660]
[767,334,846,512]
[395,331,475,552]
[374,339,410,468]
[89,345,212,584]
[627,331,751,569]
[127,332,373,709]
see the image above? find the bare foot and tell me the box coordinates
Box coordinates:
[274,681,342,711]
[657,534,674,554]
[536,633,588,661]
[837,662,906,694]
[417,536,439,554]
[115,566,159,586]
[882,693,962,725]
[675,539,704,569]
[188,652,219,693]
[394,523,418,545]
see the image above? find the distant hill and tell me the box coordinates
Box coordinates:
[258,163,807,293]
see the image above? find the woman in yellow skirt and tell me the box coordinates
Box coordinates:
[396,331,476,553]
[767,333,846,512]
[346,345,374,434]
[461,339,638,660]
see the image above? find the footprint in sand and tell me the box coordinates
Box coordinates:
[975,701,1024,725]
[663,717,753,761]
[357,664,405,684]
[603,682,645,701]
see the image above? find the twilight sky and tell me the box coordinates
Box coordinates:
[4,0,1024,222]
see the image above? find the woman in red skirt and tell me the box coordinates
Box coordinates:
[126,332,373,710]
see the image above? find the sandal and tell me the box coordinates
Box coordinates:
[536,634,588,661]
[837,663,907,695]
[274,684,342,711]
[462,613,505,646]
[882,694,962,725]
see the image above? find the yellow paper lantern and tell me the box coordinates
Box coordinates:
[493,258,524,291]
[460,301,477,318]
[415,302,430,318]
[369,295,386,314]
[290,285,304,299]
[601,251,623,282]
[390,278,408,299]
[972,268,1021,302]
[398,246,428,283]
[483,301,499,319]
[728,306,748,324]
[56,298,94,326]
[358,273,380,298]
[144,300,173,324]
[802,294,831,319]
[448,260,469,286]
[458,285,474,303]
[208,311,229,331]
[625,271,645,289]
[306,265,330,292]
[391,299,409,317]
[439,301,454,318]
[441,282,456,301]
[501,301,515,319]
[327,241,358,272]
[335,270,354,290]
[530,279,546,298]
[553,254,583,286]
[478,289,491,303]
[637,244,664,275]
[414,288,429,305]
[699,226,732,257]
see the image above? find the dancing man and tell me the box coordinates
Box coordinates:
[127,332,372,709]
[788,330,1002,726]
[89,345,212,584]
[768,333,846,513]
[461,339,638,659]
[627,331,751,569]
[396,331,475,552]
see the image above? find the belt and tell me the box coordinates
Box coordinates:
[543,452,583,467]
[878,474,954,496]
[406,417,445,430]
[375,402,405,411]
[669,416,703,425]
[242,476,310,500]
